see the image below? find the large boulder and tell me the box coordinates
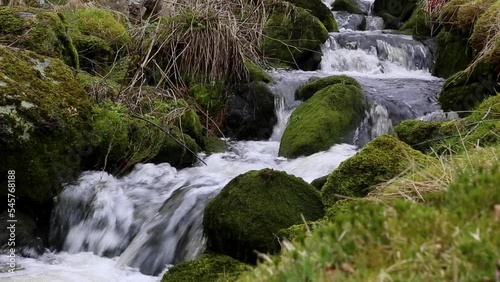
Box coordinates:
[224,81,276,140]
[279,83,365,158]
[0,46,92,203]
[321,135,426,206]
[161,254,248,282]
[203,169,324,263]
[285,0,338,32]
[0,7,78,67]
[263,1,329,70]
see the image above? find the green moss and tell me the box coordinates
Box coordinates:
[203,169,324,263]
[321,135,426,206]
[373,0,417,19]
[161,254,248,282]
[439,0,495,33]
[438,82,491,113]
[263,2,329,70]
[395,119,452,151]
[0,7,78,67]
[190,83,226,113]
[203,136,227,154]
[279,84,365,158]
[285,0,338,32]
[433,29,474,78]
[471,2,500,51]
[310,175,328,190]
[244,59,273,83]
[382,13,400,29]
[295,75,361,101]
[76,71,121,102]
[331,0,363,14]
[324,199,353,222]
[0,46,91,202]
[153,126,200,168]
[399,6,432,37]
[65,9,129,71]
[278,221,322,243]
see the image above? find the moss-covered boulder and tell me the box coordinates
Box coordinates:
[189,82,226,113]
[263,1,329,70]
[0,7,78,67]
[310,175,328,190]
[295,75,361,101]
[203,136,227,154]
[203,169,325,263]
[244,59,273,83]
[471,2,499,51]
[285,0,338,32]
[395,119,448,151]
[321,135,426,206]
[331,0,363,15]
[373,0,416,20]
[65,9,129,71]
[433,30,474,78]
[0,46,92,203]
[279,84,365,158]
[161,254,248,282]
[439,0,495,34]
[399,5,433,37]
[437,67,498,113]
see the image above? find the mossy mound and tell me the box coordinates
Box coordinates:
[285,0,338,32]
[244,59,273,83]
[65,9,129,71]
[279,84,365,159]
[0,46,91,202]
[263,2,329,70]
[433,30,474,78]
[76,71,121,103]
[399,5,433,37]
[321,135,426,206]
[440,0,495,33]
[0,7,78,67]
[295,75,361,101]
[310,175,328,190]
[203,169,325,263]
[331,0,363,15]
[203,136,227,154]
[189,82,226,113]
[471,2,500,52]
[161,254,248,282]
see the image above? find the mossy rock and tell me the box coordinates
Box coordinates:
[373,0,417,20]
[395,119,448,151]
[310,175,328,190]
[0,46,92,202]
[0,7,78,67]
[203,136,227,154]
[263,2,329,70]
[295,75,361,101]
[331,0,363,15]
[152,126,200,168]
[203,169,325,263]
[244,59,273,83]
[321,135,426,206]
[189,82,226,113]
[285,0,338,32]
[277,220,322,243]
[279,84,365,158]
[471,2,500,52]
[76,71,121,103]
[439,0,495,34]
[399,5,433,37]
[382,13,401,29]
[324,199,353,222]
[438,78,495,113]
[433,29,474,78]
[65,9,129,71]
[161,254,248,282]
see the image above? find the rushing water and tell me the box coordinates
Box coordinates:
[0,1,445,280]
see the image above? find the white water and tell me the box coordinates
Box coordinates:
[0,0,446,280]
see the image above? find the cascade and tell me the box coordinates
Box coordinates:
[0,0,445,280]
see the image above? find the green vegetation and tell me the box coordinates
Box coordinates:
[0,46,90,202]
[0,7,78,67]
[400,5,432,37]
[285,0,338,32]
[263,2,329,70]
[321,135,426,206]
[331,0,363,14]
[433,30,474,78]
[279,84,365,158]
[295,75,361,101]
[238,143,500,281]
[161,254,248,282]
[203,169,324,263]
[203,137,227,154]
[373,0,416,20]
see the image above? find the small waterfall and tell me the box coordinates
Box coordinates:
[365,16,384,30]
[321,31,432,74]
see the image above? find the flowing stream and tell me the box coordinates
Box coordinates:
[0,1,446,280]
